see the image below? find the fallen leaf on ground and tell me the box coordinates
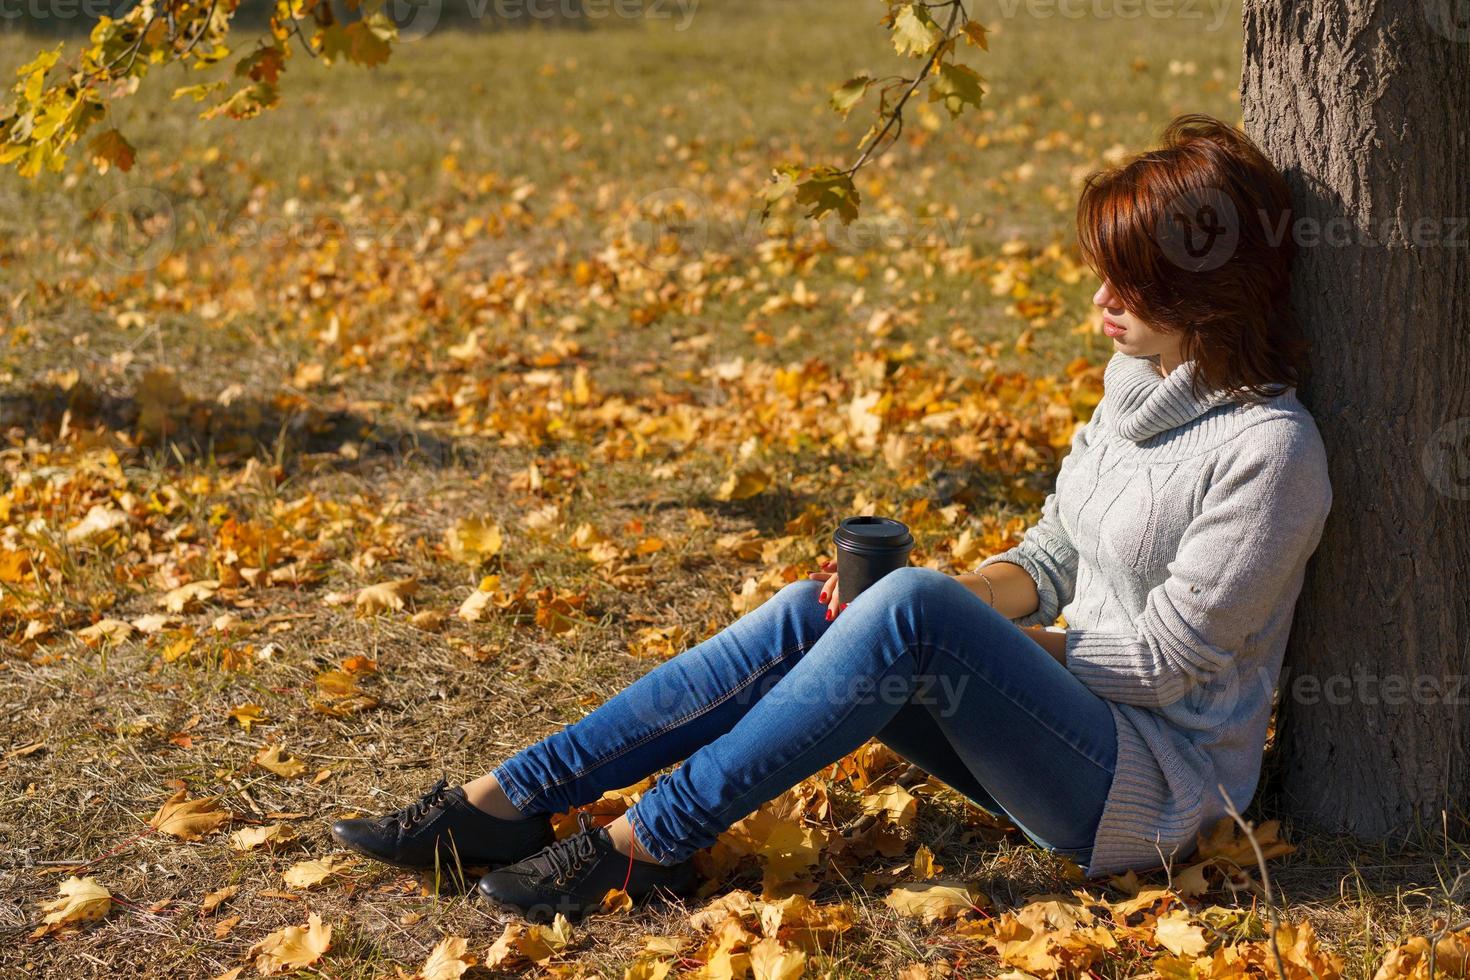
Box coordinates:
[78,618,135,645]
[715,466,771,501]
[884,881,985,924]
[445,517,503,565]
[228,703,268,731]
[484,916,574,968]
[418,935,475,979]
[1155,909,1210,957]
[200,885,238,914]
[410,609,446,631]
[862,784,917,827]
[31,876,112,938]
[282,853,356,889]
[66,504,129,543]
[161,580,220,613]
[912,844,941,878]
[149,791,230,840]
[1372,927,1470,980]
[229,823,297,852]
[248,912,332,975]
[253,744,306,779]
[750,936,807,980]
[354,578,418,615]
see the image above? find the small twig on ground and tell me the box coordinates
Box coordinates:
[1218,784,1289,980]
[1427,870,1470,980]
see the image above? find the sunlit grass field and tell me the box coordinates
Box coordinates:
[6,3,1464,979]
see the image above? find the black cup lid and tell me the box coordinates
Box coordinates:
[833,516,913,547]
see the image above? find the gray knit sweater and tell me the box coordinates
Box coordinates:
[978,351,1332,877]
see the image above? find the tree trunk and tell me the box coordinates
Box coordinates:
[1241,1,1470,842]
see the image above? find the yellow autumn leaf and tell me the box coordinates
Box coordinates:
[149,791,230,841]
[912,844,941,879]
[418,935,475,980]
[78,618,135,646]
[861,784,917,827]
[32,876,111,937]
[518,914,574,963]
[883,881,985,924]
[485,915,574,969]
[754,818,823,890]
[715,466,771,502]
[891,2,940,57]
[483,923,524,970]
[601,888,633,914]
[457,587,495,622]
[444,516,503,565]
[847,389,884,451]
[410,609,446,631]
[1274,919,1345,980]
[229,823,297,852]
[354,578,418,615]
[1195,815,1296,865]
[1373,929,1470,980]
[749,937,806,980]
[624,957,674,980]
[253,744,306,779]
[568,522,609,550]
[282,853,357,889]
[66,504,129,543]
[200,884,237,914]
[248,912,332,975]
[629,624,690,659]
[161,579,220,613]
[228,703,268,731]
[1155,909,1210,957]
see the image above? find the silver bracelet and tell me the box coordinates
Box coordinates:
[976,570,997,607]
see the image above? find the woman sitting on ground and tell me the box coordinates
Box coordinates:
[331,114,1333,924]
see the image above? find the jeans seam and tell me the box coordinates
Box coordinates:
[930,647,1116,776]
[514,639,812,809]
[489,761,535,812]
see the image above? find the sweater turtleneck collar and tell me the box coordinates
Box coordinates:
[1104,352,1239,443]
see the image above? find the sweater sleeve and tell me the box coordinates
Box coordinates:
[1062,427,1332,708]
[975,401,1105,628]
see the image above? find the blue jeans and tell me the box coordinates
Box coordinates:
[491,566,1118,866]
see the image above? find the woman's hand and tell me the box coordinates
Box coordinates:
[807,559,846,621]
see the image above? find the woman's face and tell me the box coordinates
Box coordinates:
[1092,279,1186,371]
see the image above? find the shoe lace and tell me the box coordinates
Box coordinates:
[533,812,601,886]
[392,776,450,831]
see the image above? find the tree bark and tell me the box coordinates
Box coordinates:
[1241,1,1470,841]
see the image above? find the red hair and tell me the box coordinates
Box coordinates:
[1076,114,1308,400]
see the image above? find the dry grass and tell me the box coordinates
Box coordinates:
[2,0,1468,976]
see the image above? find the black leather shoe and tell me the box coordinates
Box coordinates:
[331,777,553,872]
[476,812,699,923]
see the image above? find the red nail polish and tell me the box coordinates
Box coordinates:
[819,593,828,603]
[825,609,832,621]
[841,603,849,610]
